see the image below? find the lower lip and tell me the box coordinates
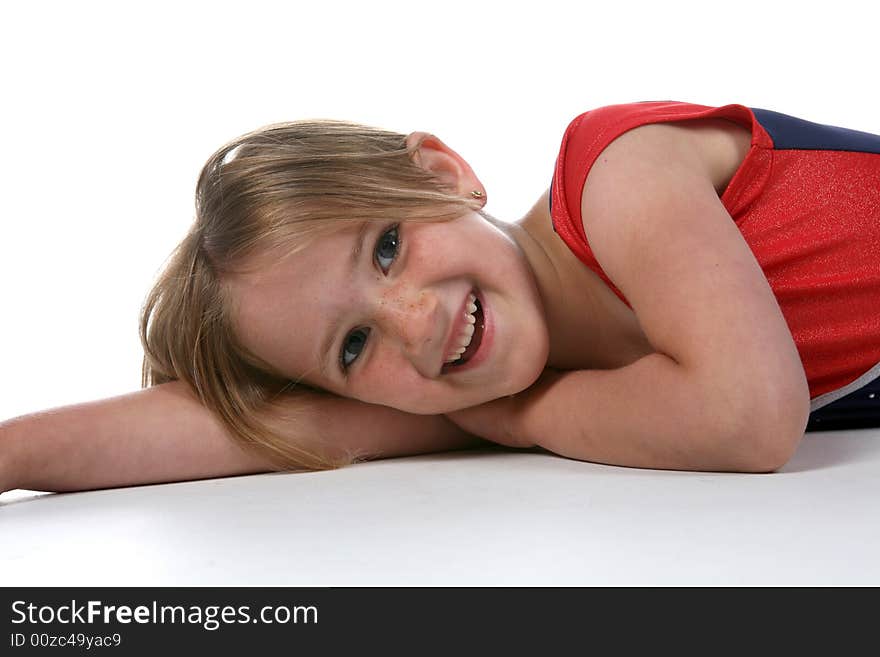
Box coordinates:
[449,288,492,373]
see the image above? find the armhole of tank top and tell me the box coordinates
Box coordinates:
[554,102,767,307]
[568,102,764,228]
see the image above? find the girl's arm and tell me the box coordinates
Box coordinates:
[0,380,484,494]
[448,361,804,473]
[565,121,810,469]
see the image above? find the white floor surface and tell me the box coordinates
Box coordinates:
[2,429,878,586]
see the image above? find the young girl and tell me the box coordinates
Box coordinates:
[3,100,879,493]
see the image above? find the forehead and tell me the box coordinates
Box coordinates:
[236,219,362,278]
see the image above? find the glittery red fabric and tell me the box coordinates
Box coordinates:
[549,101,880,405]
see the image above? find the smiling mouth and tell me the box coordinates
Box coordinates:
[442,295,484,373]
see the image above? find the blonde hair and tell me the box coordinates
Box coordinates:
[139,119,486,472]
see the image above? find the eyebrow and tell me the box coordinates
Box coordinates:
[318,221,371,378]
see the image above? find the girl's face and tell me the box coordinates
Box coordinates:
[228,210,550,414]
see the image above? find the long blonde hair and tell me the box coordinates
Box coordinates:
[139,119,485,471]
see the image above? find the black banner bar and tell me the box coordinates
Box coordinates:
[1,587,872,653]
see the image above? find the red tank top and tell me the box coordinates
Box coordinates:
[549,101,880,412]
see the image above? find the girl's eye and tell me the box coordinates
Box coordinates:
[374,224,401,273]
[339,224,401,373]
[341,327,370,371]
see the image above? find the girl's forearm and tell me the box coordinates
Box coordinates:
[517,354,806,473]
[0,382,275,493]
[0,381,483,494]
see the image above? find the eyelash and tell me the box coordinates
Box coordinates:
[339,223,402,374]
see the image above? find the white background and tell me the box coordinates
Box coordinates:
[2,0,878,420]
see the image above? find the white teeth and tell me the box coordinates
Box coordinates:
[444,293,480,364]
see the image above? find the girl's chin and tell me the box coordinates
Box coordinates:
[389,359,547,414]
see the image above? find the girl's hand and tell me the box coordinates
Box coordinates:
[444,368,565,449]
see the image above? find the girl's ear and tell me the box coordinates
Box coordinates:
[405,131,484,200]
[405,131,433,166]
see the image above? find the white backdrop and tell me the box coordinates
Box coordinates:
[2,0,878,420]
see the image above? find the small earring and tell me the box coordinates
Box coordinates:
[471,190,484,198]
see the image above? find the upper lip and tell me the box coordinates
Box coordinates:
[441,289,475,369]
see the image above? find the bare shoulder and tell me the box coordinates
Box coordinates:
[597,119,752,196]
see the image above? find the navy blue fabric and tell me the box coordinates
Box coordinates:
[751,107,880,154]
[806,376,880,432]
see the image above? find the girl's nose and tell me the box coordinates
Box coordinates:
[375,287,442,364]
